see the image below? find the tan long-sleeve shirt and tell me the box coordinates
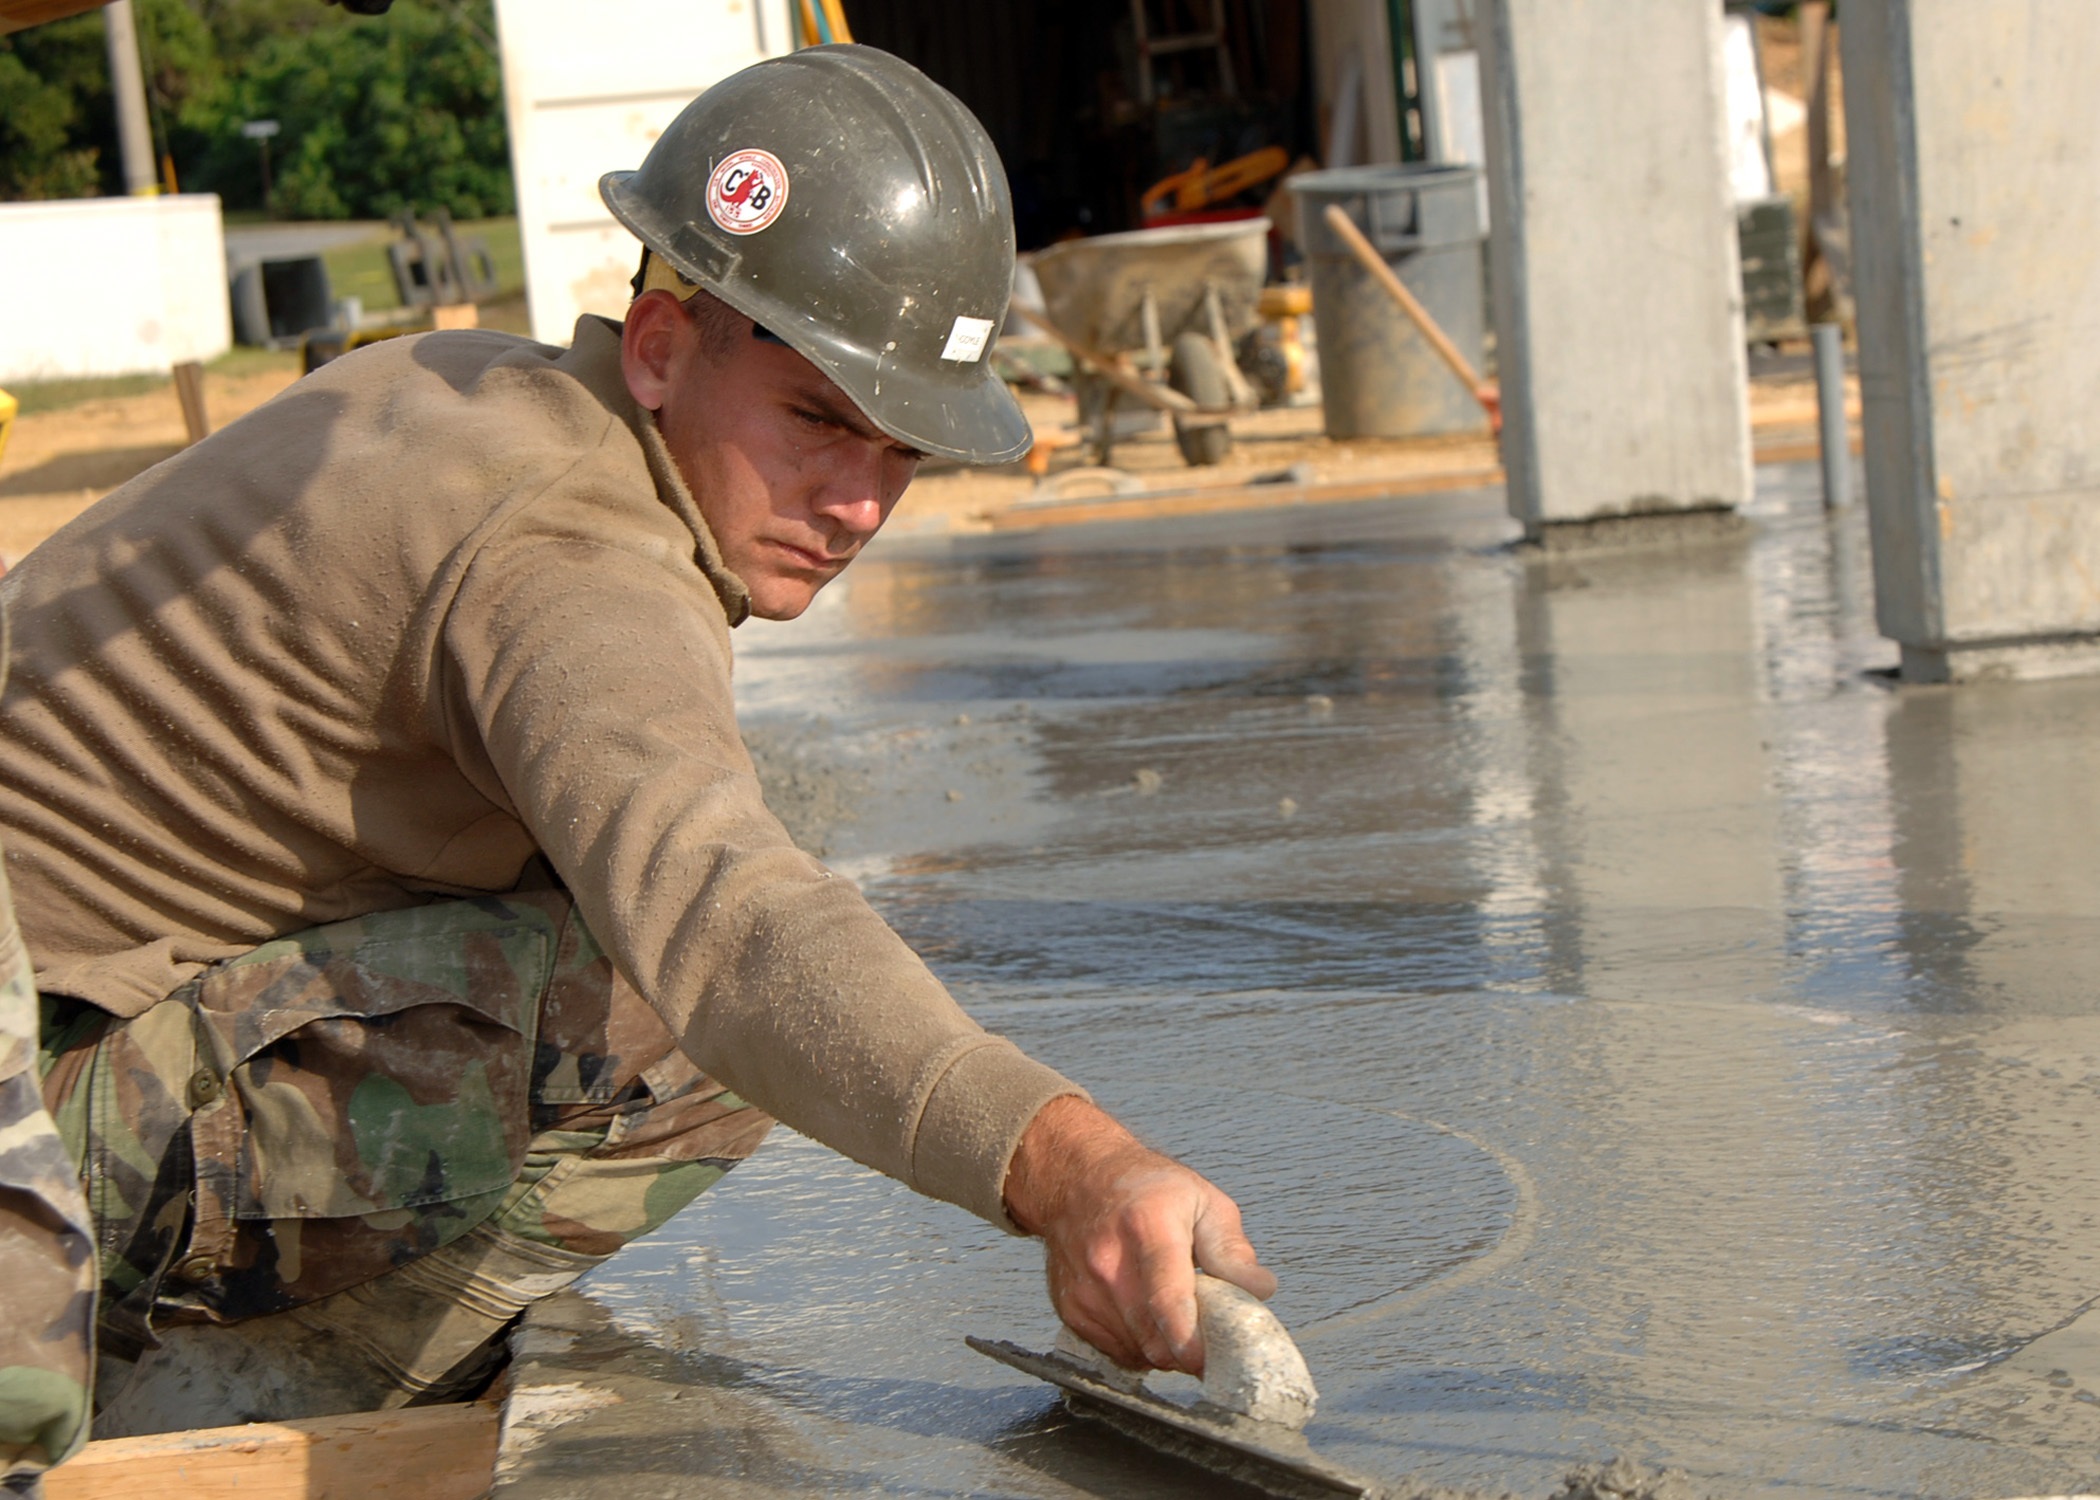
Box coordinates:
[0,316,1076,1229]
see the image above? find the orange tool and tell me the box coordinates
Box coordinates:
[1142,146,1290,222]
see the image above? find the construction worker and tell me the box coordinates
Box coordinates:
[0,43,1271,1466]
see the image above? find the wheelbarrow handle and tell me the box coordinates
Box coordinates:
[1005,300,1201,415]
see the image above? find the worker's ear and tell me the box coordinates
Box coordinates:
[621,289,688,412]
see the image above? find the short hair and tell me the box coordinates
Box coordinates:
[681,287,746,363]
[631,248,744,362]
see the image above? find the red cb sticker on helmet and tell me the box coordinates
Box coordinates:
[706,149,790,235]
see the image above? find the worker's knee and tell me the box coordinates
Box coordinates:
[488,1055,776,1259]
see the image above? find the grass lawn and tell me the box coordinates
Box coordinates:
[11,372,172,417]
[321,216,525,314]
[12,346,307,416]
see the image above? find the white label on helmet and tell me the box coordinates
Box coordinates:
[941,315,996,363]
[706,149,790,236]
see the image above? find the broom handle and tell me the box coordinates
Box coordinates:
[1322,202,1486,395]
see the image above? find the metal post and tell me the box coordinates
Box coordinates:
[1811,321,1850,508]
[242,119,281,208]
[103,0,158,197]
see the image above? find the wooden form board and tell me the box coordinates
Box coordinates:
[987,428,1861,533]
[988,468,1507,530]
[44,1401,498,1500]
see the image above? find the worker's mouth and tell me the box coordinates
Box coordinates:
[767,539,843,573]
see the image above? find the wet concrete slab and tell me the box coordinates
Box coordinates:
[515,468,2100,1498]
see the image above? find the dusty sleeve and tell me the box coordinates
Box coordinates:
[438,525,1083,1229]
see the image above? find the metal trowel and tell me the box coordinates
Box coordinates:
[970,1275,1379,1499]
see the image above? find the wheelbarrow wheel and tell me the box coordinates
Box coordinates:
[1169,333,1232,466]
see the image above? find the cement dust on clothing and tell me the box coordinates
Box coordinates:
[551,465,2100,1498]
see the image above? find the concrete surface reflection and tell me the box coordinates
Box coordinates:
[523,470,2100,1499]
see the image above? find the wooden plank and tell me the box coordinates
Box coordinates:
[1751,433,1864,467]
[1750,395,1860,432]
[987,467,1508,530]
[171,361,209,446]
[44,1401,497,1500]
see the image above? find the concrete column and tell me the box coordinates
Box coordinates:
[1477,0,1752,541]
[102,0,158,197]
[1843,1,2100,683]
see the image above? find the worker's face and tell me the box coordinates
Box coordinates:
[622,290,924,621]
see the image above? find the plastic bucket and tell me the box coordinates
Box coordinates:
[1294,164,1488,439]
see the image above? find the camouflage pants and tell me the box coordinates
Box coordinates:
[38,890,774,1381]
[0,867,95,1496]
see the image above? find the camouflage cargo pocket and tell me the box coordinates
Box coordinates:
[186,899,558,1224]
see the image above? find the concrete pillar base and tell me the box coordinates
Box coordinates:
[1899,638,2100,686]
[1523,508,1749,554]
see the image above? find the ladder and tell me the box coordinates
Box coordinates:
[1129,0,1236,106]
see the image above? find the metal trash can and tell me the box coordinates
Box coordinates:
[1294,163,1488,439]
[229,256,334,349]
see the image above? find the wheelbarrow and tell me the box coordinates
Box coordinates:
[1012,217,1270,466]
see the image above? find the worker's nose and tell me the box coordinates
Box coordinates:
[815,484,884,541]
[814,443,911,543]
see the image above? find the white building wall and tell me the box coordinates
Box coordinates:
[494,0,792,346]
[0,194,230,383]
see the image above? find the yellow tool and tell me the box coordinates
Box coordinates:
[1255,283,1313,400]
[0,387,16,471]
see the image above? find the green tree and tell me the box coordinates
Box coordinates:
[182,1,511,219]
[0,12,113,199]
[193,0,347,55]
[0,0,220,200]
[0,0,512,220]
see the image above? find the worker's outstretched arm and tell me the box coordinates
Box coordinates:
[1002,1094,1275,1377]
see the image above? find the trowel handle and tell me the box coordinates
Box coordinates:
[1192,1275,1319,1429]
[1055,1276,1319,1430]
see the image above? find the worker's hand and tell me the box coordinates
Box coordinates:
[1002,1094,1275,1378]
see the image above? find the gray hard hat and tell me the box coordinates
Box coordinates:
[600,45,1029,466]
